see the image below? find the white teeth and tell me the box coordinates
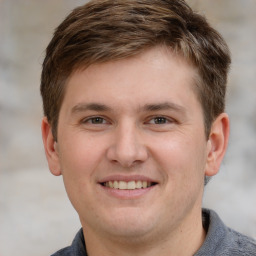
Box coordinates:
[127,181,136,189]
[109,181,113,188]
[104,180,153,190]
[119,181,127,189]
[113,181,119,189]
[136,180,142,189]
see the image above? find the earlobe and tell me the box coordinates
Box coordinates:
[205,113,230,177]
[41,117,62,176]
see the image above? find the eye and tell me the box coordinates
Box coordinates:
[89,117,105,124]
[152,117,167,124]
[147,116,173,125]
[82,116,108,125]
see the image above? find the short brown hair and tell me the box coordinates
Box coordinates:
[41,0,231,141]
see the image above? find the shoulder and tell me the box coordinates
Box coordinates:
[51,246,73,256]
[224,227,256,255]
[50,228,87,256]
[196,209,256,256]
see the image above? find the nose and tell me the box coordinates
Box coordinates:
[106,121,148,168]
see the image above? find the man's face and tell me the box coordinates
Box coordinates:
[47,47,214,241]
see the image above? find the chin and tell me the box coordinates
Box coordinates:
[100,208,158,239]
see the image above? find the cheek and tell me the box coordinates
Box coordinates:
[58,136,104,210]
[151,134,207,181]
[59,135,104,175]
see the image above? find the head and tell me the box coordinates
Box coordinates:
[41,0,231,253]
[41,0,231,142]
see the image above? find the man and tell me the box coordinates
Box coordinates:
[41,0,256,255]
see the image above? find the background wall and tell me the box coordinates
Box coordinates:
[0,0,255,255]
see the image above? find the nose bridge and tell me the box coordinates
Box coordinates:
[107,118,148,167]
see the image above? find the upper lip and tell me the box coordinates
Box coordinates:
[98,174,159,184]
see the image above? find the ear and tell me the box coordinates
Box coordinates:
[41,117,62,176]
[205,113,230,177]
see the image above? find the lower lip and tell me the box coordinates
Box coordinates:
[98,184,156,199]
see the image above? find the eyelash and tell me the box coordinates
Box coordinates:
[81,116,109,125]
[81,115,175,126]
[146,116,174,125]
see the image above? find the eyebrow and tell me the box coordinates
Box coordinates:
[71,103,111,114]
[71,101,187,115]
[141,102,186,114]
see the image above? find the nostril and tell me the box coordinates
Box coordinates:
[106,133,148,167]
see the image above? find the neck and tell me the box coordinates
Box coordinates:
[81,208,206,256]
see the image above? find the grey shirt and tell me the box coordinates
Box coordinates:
[51,209,256,255]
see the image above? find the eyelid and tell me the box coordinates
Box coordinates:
[145,115,176,124]
[81,115,111,125]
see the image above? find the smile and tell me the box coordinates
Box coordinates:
[102,181,156,190]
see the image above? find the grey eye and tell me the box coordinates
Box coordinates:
[90,117,105,124]
[153,117,167,124]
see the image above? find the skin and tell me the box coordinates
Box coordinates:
[42,47,229,256]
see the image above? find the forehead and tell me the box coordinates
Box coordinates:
[61,47,201,113]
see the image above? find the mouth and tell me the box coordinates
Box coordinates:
[100,180,157,190]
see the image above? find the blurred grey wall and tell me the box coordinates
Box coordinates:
[0,0,255,255]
